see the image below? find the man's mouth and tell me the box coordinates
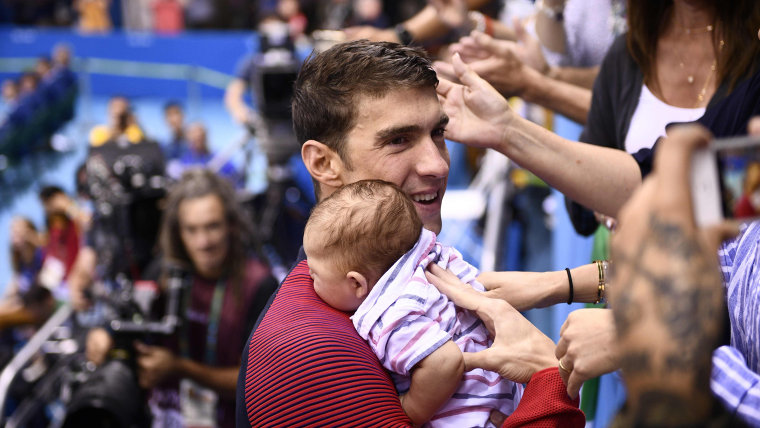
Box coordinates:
[411,191,439,205]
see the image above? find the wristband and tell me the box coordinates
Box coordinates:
[593,260,607,304]
[394,24,414,45]
[565,268,573,305]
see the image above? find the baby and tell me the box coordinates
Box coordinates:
[303,180,522,427]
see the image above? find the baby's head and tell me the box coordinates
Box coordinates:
[304,180,423,311]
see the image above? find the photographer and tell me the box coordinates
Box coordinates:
[132,169,277,428]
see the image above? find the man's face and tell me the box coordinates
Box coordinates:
[338,86,450,234]
[178,194,230,279]
[165,107,184,132]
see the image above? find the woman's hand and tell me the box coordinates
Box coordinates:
[425,264,556,383]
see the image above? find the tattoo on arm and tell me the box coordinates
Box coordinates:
[611,214,724,425]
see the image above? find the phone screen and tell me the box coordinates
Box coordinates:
[715,136,760,219]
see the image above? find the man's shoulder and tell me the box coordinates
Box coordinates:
[251,260,365,341]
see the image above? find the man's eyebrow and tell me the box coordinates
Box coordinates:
[375,125,422,142]
[374,115,450,142]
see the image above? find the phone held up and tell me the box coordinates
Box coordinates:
[692,135,760,226]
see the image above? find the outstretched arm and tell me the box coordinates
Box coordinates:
[437,53,640,217]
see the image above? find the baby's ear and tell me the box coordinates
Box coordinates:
[346,271,369,299]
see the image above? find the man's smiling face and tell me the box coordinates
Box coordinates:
[337,86,450,234]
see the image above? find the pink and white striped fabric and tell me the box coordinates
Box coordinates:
[351,228,523,428]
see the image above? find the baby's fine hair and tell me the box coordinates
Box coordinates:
[306,180,423,282]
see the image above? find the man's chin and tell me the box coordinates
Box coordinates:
[422,216,443,235]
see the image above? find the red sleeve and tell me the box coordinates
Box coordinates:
[502,368,585,428]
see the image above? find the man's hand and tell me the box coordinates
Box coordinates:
[555,308,620,399]
[436,53,513,149]
[425,264,556,384]
[436,32,532,98]
[343,26,399,43]
[135,341,177,389]
[610,124,736,424]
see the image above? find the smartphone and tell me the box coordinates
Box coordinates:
[692,135,760,226]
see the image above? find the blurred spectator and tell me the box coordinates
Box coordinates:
[38,186,84,286]
[277,0,307,40]
[152,0,184,34]
[74,0,112,33]
[0,79,19,123]
[162,101,187,160]
[133,169,276,428]
[170,122,242,187]
[0,217,54,331]
[184,0,214,28]
[52,43,72,69]
[35,57,53,80]
[89,95,144,147]
[19,72,40,96]
[352,0,388,28]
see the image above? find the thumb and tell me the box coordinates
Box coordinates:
[463,349,494,372]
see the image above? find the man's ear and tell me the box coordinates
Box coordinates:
[302,140,344,190]
[346,271,369,300]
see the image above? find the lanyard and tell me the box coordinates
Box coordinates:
[179,278,226,366]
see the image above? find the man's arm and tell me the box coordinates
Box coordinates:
[401,340,464,426]
[224,78,252,125]
[343,0,491,44]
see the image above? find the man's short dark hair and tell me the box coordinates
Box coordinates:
[291,40,438,167]
[39,185,65,202]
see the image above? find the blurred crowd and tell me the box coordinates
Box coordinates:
[1,0,760,427]
[0,0,426,34]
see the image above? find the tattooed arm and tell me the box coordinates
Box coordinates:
[608,125,738,426]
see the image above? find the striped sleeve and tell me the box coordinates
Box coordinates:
[242,261,412,427]
[711,345,760,427]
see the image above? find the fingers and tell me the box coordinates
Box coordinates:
[557,357,571,388]
[656,125,713,210]
[489,410,507,427]
[133,340,150,354]
[748,116,760,135]
[435,76,457,99]
[462,349,494,373]
[555,336,568,360]
[512,17,528,43]
[451,52,486,90]
[433,60,458,83]
[425,265,479,311]
[566,370,583,399]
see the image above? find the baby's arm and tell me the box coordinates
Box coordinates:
[400,340,464,426]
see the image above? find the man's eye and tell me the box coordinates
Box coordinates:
[388,136,409,146]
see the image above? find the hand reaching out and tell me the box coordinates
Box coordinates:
[436,53,513,149]
[555,308,621,399]
[425,264,556,384]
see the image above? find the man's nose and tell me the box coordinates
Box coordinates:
[416,138,450,178]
